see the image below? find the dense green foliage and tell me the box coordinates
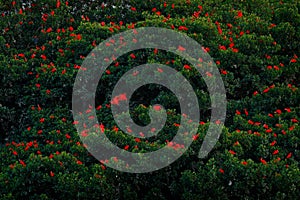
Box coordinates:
[0,0,299,199]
